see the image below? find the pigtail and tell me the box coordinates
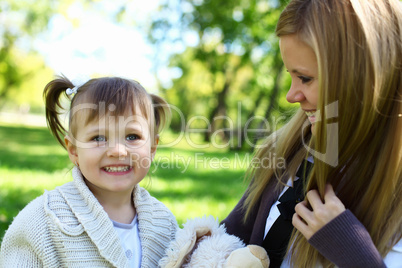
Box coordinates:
[43,76,74,149]
[150,94,171,134]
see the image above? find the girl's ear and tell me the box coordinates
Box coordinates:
[151,135,159,161]
[65,136,78,165]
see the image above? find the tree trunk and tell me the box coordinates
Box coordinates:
[237,50,284,149]
[204,76,231,142]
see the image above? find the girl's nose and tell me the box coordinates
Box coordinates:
[286,83,306,103]
[107,142,128,158]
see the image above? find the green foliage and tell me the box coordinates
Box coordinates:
[1,51,54,111]
[0,124,248,244]
[148,0,295,149]
[0,0,58,105]
[0,0,86,110]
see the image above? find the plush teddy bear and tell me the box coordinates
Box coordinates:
[159,216,269,268]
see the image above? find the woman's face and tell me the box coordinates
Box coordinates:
[280,34,319,133]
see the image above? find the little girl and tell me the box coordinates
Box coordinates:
[0,76,178,267]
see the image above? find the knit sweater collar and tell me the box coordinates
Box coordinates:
[58,166,129,267]
[47,167,171,267]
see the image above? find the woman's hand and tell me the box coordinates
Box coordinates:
[292,184,346,240]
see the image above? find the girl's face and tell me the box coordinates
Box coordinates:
[65,108,156,198]
[280,34,319,133]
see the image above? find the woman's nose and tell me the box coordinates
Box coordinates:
[107,142,128,158]
[286,83,306,103]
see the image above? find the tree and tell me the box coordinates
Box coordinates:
[148,0,294,150]
[0,0,59,105]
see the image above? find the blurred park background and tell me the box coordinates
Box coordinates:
[0,0,298,242]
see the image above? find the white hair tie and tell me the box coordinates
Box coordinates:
[66,86,78,95]
[66,75,90,96]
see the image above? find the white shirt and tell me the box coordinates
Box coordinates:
[263,177,296,239]
[112,215,142,268]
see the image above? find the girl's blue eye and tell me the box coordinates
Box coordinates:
[126,134,140,141]
[298,76,313,84]
[93,136,106,142]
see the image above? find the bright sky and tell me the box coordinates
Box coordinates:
[35,0,162,92]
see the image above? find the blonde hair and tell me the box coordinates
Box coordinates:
[244,0,402,267]
[44,76,171,149]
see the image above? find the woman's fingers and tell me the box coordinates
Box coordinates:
[293,184,346,240]
[294,200,312,222]
[323,184,346,215]
[292,211,313,238]
[305,189,322,211]
[293,201,314,238]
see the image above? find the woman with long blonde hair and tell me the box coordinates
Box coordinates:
[222,0,402,267]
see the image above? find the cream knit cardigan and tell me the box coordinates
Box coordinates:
[0,167,178,267]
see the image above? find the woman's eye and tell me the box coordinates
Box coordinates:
[93,136,106,142]
[126,134,140,141]
[298,76,313,84]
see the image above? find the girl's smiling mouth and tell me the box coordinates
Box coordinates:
[102,165,132,173]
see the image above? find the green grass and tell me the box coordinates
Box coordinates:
[0,123,250,243]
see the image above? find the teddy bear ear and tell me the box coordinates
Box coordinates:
[195,227,212,240]
[159,220,214,268]
[247,245,270,268]
[224,246,270,268]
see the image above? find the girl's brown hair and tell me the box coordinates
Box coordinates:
[43,76,170,148]
[244,0,402,267]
